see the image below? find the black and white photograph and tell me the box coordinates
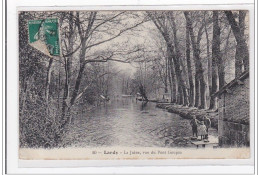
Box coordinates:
[18,9,251,160]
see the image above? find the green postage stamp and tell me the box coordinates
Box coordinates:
[28,18,60,56]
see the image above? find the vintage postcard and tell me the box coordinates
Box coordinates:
[18,9,252,161]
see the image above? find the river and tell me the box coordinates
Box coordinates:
[63,98,194,148]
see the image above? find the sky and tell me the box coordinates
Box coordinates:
[85,11,160,77]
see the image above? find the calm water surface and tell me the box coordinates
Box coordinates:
[66,98,191,147]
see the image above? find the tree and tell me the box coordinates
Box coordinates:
[148,12,187,105]
[184,11,206,109]
[60,11,77,118]
[168,12,189,106]
[209,11,221,109]
[225,11,249,77]
[59,11,147,127]
[185,13,194,107]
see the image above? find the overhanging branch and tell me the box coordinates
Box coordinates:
[85,19,149,49]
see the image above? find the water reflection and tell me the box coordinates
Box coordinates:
[140,101,148,111]
[66,97,191,148]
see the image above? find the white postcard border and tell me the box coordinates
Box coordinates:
[5,0,256,174]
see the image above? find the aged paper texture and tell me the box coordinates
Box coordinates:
[19,10,251,160]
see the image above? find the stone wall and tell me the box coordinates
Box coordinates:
[218,77,250,147]
[219,120,249,147]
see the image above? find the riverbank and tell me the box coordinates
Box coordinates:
[62,100,213,148]
[156,103,219,130]
[59,100,218,149]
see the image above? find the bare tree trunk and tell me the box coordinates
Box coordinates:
[70,49,87,106]
[165,38,183,105]
[179,58,189,106]
[165,56,168,93]
[167,42,184,106]
[167,49,177,103]
[67,12,74,86]
[209,11,220,109]
[225,11,249,77]
[184,11,206,109]
[194,74,200,107]
[45,58,53,109]
[233,11,246,76]
[204,12,212,109]
[167,57,174,103]
[168,13,189,106]
[168,44,183,105]
[68,11,96,114]
[149,14,186,105]
[213,12,225,89]
[61,57,70,117]
[185,18,194,107]
[62,12,75,122]
[239,10,247,73]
